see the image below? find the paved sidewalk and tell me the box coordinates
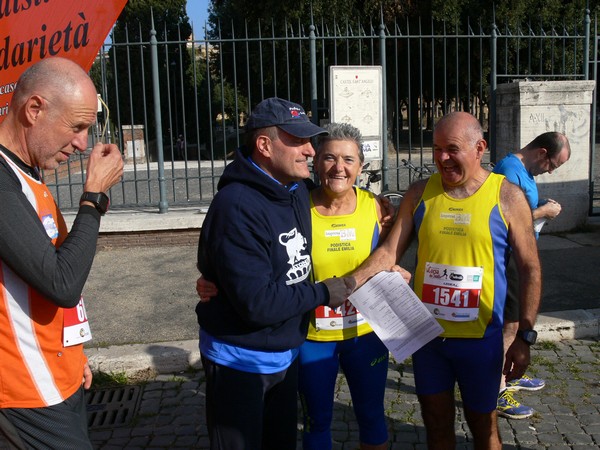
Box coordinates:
[85,338,600,449]
[1,211,598,449]
[80,212,600,449]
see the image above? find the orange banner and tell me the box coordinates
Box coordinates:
[0,0,127,123]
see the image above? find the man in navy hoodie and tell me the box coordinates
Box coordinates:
[196,97,355,450]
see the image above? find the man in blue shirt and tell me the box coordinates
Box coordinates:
[493,132,571,419]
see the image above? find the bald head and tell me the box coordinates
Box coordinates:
[11,57,96,110]
[0,57,99,169]
[434,111,484,146]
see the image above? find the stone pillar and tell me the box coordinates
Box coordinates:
[495,80,595,232]
[122,125,147,163]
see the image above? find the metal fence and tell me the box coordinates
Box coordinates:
[44,9,600,215]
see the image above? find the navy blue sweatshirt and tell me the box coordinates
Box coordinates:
[196,149,330,351]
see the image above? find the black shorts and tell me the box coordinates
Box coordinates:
[504,254,520,323]
[0,387,92,450]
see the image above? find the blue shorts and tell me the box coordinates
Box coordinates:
[298,332,389,449]
[412,332,503,413]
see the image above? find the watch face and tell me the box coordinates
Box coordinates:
[81,192,109,214]
[519,330,537,345]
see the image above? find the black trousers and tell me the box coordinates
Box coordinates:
[202,355,299,450]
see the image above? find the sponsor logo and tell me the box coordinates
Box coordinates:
[452,313,470,318]
[279,227,311,285]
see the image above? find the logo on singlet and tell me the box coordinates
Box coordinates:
[42,214,59,239]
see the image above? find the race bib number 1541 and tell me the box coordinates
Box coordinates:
[421,262,483,322]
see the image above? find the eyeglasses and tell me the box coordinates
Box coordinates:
[546,153,559,171]
[98,96,110,142]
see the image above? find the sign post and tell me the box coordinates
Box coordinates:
[329,66,383,161]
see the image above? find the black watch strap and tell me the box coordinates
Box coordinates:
[80,192,110,215]
[516,329,537,346]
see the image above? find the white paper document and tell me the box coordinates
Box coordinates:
[349,271,444,362]
[533,217,546,233]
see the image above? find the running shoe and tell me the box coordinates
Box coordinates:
[506,374,546,391]
[497,390,534,419]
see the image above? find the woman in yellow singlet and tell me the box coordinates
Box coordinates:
[299,122,390,450]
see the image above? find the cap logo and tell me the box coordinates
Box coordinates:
[289,107,306,119]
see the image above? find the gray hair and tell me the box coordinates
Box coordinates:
[313,122,364,163]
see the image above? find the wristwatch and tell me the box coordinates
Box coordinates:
[516,329,538,346]
[80,192,110,215]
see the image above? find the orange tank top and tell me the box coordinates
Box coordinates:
[0,153,86,408]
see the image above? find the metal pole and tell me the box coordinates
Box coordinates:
[584,6,590,81]
[379,9,388,190]
[309,6,318,124]
[150,9,168,213]
[489,12,498,162]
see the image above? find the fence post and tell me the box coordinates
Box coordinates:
[309,13,318,125]
[149,10,169,213]
[489,15,498,161]
[585,7,590,81]
[379,10,389,190]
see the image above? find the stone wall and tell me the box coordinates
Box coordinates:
[495,80,596,232]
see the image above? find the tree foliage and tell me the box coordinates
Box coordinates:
[104,0,192,151]
[206,0,596,135]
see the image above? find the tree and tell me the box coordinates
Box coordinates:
[207,0,598,115]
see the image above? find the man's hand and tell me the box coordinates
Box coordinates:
[539,198,562,220]
[390,264,412,283]
[378,194,396,228]
[197,275,218,302]
[82,362,93,389]
[83,143,124,193]
[503,337,530,381]
[322,277,357,309]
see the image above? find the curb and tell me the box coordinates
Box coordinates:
[535,308,600,340]
[86,309,600,376]
[87,340,202,376]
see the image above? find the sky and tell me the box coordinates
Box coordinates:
[186,0,211,33]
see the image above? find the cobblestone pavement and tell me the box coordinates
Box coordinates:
[86,337,600,450]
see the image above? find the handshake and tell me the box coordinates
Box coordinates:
[322,277,357,308]
[196,265,410,308]
[322,263,411,308]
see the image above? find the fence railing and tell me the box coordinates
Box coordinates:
[43,9,598,214]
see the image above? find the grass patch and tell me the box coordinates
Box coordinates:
[566,361,584,380]
[530,355,558,374]
[167,375,188,385]
[92,370,130,388]
[589,341,600,351]
[537,341,558,351]
[91,367,157,388]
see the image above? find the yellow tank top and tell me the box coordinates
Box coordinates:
[413,173,509,338]
[307,188,380,341]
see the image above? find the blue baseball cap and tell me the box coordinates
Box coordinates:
[245,97,327,138]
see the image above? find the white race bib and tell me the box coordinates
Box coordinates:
[421,262,483,322]
[63,297,92,346]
